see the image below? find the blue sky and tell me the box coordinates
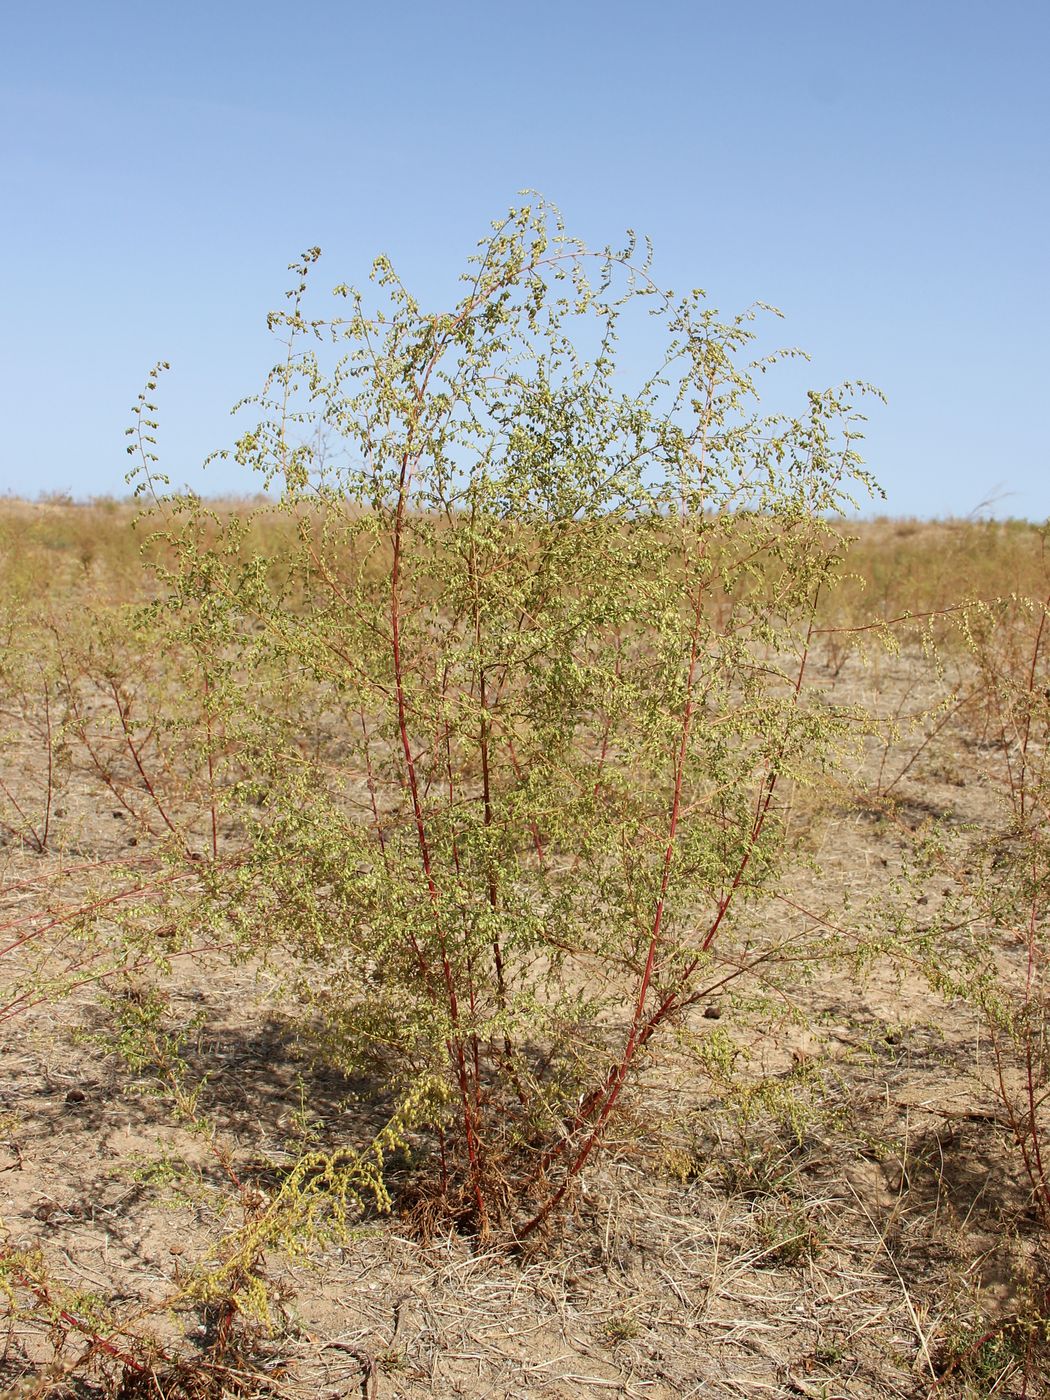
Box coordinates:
[2,1,1047,518]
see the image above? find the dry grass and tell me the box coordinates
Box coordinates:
[2,501,1049,1398]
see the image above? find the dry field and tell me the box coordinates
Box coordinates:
[2,501,1048,1399]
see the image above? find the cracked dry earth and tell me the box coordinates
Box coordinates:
[1,640,1045,1399]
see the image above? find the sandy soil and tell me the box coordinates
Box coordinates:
[2,637,1044,1400]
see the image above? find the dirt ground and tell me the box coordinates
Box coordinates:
[2,532,1047,1399]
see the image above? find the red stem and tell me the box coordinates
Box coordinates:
[518,582,819,1238]
[108,680,185,848]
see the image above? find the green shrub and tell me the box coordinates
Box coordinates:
[131,197,880,1238]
